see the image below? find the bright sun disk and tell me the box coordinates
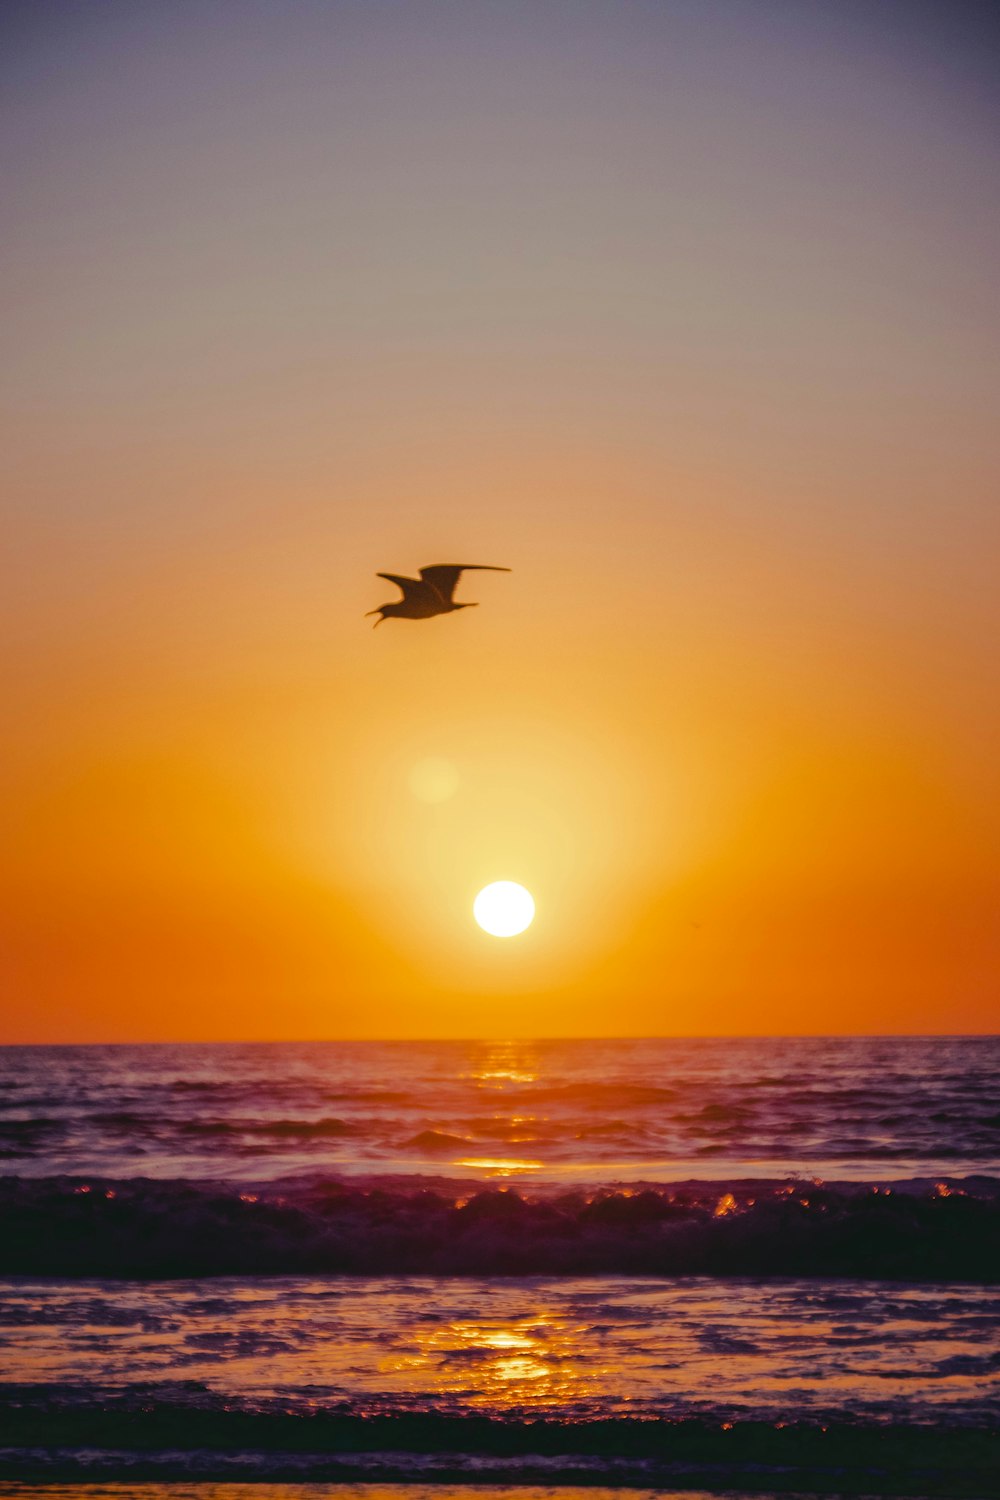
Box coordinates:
[474,881,535,937]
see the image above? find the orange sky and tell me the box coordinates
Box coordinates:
[2,1,998,1041]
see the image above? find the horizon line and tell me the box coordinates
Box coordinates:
[1,1031,997,1048]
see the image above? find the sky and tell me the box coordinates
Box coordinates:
[2,0,998,1042]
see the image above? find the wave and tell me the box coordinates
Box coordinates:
[171,1117,358,1139]
[520,1082,679,1106]
[1,1174,996,1279]
[405,1130,471,1152]
[4,1039,1000,1182]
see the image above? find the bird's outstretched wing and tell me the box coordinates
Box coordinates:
[376,572,427,603]
[419,564,511,604]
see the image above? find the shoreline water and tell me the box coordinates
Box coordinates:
[3,1038,997,1496]
[3,1265,998,1492]
[1,1422,997,1495]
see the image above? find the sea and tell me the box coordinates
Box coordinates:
[1,1035,998,1497]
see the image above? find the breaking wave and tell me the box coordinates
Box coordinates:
[1,1173,996,1279]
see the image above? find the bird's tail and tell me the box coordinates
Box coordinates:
[365,609,385,628]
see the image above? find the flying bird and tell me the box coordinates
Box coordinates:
[367,564,511,626]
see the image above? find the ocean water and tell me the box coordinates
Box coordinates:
[2,1035,998,1181]
[2,1036,998,1493]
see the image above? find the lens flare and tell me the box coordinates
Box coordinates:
[409,757,459,803]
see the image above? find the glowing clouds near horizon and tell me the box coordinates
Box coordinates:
[474,882,535,938]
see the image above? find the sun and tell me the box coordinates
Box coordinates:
[473,881,535,938]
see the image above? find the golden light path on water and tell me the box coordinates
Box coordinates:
[463,1041,539,1086]
[3,1277,993,1422]
[379,1308,600,1410]
[453,1157,544,1175]
[451,1041,544,1174]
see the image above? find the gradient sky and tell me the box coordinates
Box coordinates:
[3,0,998,1041]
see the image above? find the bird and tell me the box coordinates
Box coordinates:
[366,564,510,626]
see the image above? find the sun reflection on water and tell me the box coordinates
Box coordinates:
[465,1042,540,1089]
[453,1157,543,1175]
[442,1046,548,1167]
[379,1310,598,1411]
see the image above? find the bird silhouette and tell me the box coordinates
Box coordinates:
[367,564,510,626]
